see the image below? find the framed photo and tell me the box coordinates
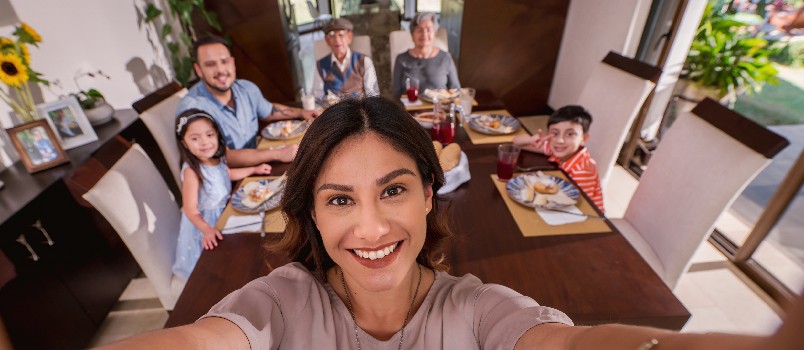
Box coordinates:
[6,119,70,173]
[37,96,98,150]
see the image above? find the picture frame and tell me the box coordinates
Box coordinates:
[37,96,98,150]
[6,119,70,173]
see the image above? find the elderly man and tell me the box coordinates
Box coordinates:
[177,36,316,166]
[312,18,379,99]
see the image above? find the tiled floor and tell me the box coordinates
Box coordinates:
[88,165,785,346]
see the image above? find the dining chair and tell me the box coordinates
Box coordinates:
[313,35,373,60]
[578,51,661,188]
[388,28,449,75]
[610,98,789,290]
[82,144,185,310]
[132,82,187,190]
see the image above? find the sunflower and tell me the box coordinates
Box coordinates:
[19,22,42,43]
[19,44,30,65]
[0,38,12,48]
[0,53,28,87]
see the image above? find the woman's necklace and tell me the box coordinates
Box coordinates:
[340,264,423,350]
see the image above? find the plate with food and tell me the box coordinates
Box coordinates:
[505,171,579,210]
[420,88,460,103]
[231,175,287,213]
[467,114,521,135]
[261,120,308,140]
[413,111,445,129]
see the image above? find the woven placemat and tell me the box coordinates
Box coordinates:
[490,171,611,237]
[402,95,477,112]
[518,115,549,135]
[460,110,530,145]
[257,134,303,150]
[216,176,286,233]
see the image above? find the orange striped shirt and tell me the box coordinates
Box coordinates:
[546,146,605,212]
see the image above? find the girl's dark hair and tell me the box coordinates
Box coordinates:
[175,108,227,185]
[274,96,453,281]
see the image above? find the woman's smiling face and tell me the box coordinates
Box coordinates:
[311,132,433,292]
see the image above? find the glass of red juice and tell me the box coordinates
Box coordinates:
[497,144,521,181]
[405,77,419,102]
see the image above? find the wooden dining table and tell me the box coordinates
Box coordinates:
[165,103,690,330]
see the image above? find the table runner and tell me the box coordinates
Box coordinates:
[490,171,611,237]
[215,176,286,233]
[459,110,530,144]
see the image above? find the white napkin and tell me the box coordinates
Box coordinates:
[401,97,423,107]
[438,152,471,194]
[535,206,587,226]
[221,214,262,234]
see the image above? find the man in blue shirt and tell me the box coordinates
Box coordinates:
[177,36,316,166]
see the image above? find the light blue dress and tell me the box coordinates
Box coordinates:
[173,159,232,280]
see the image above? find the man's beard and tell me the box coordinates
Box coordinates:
[204,74,233,94]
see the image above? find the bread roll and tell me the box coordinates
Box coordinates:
[534,181,559,194]
[432,141,443,157]
[439,143,461,172]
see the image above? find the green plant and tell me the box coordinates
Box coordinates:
[140,1,222,87]
[682,3,781,103]
[75,89,104,109]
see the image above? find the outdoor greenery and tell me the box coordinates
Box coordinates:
[734,76,804,125]
[683,3,781,102]
[140,0,222,87]
[770,39,804,67]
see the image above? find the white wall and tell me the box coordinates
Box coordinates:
[548,0,652,109]
[0,0,172,128]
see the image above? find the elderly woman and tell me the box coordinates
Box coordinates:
[102,97,802,349]
[392,13,461,96]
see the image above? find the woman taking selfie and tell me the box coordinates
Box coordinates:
[103,97,802,349]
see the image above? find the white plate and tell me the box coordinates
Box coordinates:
[261,120,308,140]
[468,114,521,135]
[420,88,460,103]
[231,178,286,213]
[505,173,579,210]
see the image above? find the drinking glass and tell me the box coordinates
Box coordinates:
[301,91,316,111]
[459,87,476,116]
[497,144,521,181]
[405,77,420,102]
[430,101,455,144]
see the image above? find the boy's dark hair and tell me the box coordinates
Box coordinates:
[191,35,231,62]
[547,105,593,133]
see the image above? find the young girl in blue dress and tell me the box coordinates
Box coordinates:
[173,109,272,279]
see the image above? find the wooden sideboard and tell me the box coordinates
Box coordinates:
[0,110,153,349]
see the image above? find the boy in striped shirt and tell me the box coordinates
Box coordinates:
[513,105,604,212]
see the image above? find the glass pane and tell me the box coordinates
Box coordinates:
[754,192,804,292]
[417,0,441,13]
[292,0,315,26]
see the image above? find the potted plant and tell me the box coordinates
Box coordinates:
[75,88,113,125]
[679,3,780,107]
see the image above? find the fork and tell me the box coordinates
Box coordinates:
[537,207,605,220]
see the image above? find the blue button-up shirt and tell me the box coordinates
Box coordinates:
[177,80,273,149]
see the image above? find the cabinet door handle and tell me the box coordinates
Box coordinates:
[32,220,54,246]
[16,235,40,262]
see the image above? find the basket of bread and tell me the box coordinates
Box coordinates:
[505,171,579,209]
[433,141,470,194]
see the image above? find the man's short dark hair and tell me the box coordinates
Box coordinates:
[547,105,593,133]
[191,35,231,62]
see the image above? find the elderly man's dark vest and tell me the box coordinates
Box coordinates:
[317,52,366,96]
